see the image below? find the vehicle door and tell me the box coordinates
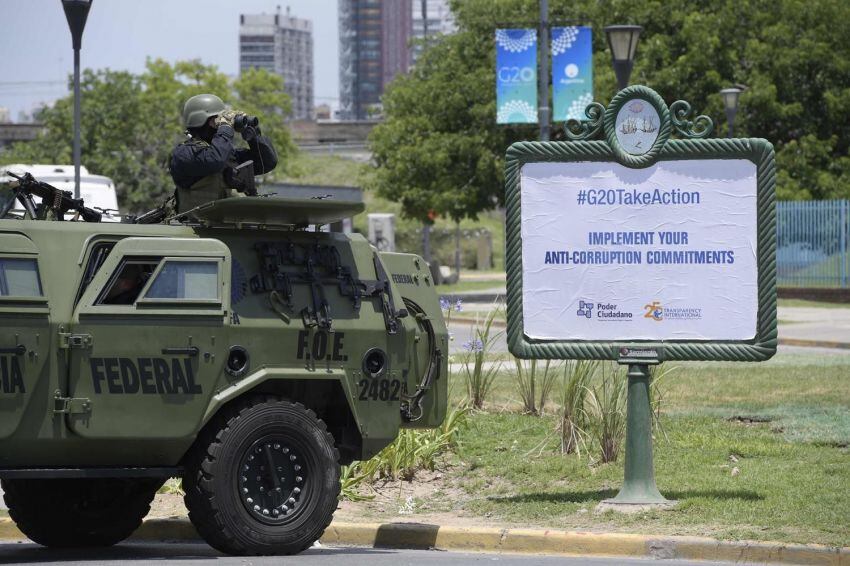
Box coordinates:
[66,236,231,439]
[0,232,51,439]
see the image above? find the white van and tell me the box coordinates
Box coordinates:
[0,164,121,222]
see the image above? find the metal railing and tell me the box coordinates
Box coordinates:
[777,200,849,287]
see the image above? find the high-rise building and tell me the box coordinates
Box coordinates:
[382,2,412,91]
[338,0,456,120]
[239,8,314,120]
[410,0,456,65]
[339,0,412,121]
[340,0,391,121]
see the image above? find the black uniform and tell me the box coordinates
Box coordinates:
[169,124,278,190]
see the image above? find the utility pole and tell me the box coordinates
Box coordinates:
[538,0,550,141]
[421,0,432,265]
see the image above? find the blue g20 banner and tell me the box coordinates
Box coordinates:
[551,26,593,122]
[495,29,538,124]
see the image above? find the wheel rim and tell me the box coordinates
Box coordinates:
[237,435,308,525]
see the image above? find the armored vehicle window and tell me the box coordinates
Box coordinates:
[144,260,219,301]
[97,259,159,305]
[0,258,42,297]
[75,241,116,305]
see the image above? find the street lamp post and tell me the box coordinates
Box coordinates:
[604,25,643,90]
[61,0,93,200]
[719,87,742,138]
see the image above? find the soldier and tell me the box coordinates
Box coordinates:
[170,93,278,214]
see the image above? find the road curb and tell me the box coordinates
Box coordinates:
[2,517,848,564]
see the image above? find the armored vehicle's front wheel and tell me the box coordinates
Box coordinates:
[182,396,340,555]
[0,477,161,547]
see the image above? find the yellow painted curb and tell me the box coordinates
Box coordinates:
[3,516,848,564]
[320,522,848,565]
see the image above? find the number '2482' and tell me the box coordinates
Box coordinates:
[357,378,401,401]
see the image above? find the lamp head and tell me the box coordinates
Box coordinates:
[720,87,743,112]
[604,25,643,63]
[61,0,93,50]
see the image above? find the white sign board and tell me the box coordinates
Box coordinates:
[520,159,758,341]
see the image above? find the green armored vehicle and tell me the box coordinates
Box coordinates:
[0,173,447,555]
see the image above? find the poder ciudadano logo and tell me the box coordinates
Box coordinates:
[576,301,633,321]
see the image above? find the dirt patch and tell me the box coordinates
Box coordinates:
[149,492,188,519]
[335,467,480,527]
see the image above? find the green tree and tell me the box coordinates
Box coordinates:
[2,59,296,212]
[370,0,850,220]
[369,29,528,223]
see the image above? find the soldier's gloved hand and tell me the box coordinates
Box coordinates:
[241,125,260,143]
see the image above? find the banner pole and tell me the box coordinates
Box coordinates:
[538,0,550,141]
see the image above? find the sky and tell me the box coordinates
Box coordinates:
[0,0,340,121]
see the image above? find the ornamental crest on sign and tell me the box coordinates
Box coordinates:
[564,85,715,168]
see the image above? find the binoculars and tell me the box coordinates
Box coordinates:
[232,113,259,132]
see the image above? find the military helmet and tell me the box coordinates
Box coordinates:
[182,94,227,129]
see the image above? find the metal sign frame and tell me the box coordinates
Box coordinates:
[505,85,777,363]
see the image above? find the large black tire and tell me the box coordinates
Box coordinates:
[182,396,340,555]
[0,477,161,547]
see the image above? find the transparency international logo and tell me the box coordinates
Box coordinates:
[576,300,594,319]
[643,300,702,322]
[644,301,664,321]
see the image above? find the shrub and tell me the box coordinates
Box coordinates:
[460,305,503,410]
[649,363,675,438]
[514,359,559,416]
[556,360,598,455]
[584,363,627,463]
[339,403,469,500]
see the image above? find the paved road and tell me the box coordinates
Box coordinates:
[0,540,735,565]
[447,319,850,357]
[450,298,850,347]
[775,305,850,343]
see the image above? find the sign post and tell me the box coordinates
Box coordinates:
[504,85,777,509]
[614,362,666,506]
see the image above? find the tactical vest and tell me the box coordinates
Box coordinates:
[175,138,239,215]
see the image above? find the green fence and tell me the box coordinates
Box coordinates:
[777,200,849,287]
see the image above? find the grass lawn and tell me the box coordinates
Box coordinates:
[273,151,371,187]
[348,351,850,547]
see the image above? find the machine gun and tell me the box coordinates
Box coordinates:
[0,171,102,222]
